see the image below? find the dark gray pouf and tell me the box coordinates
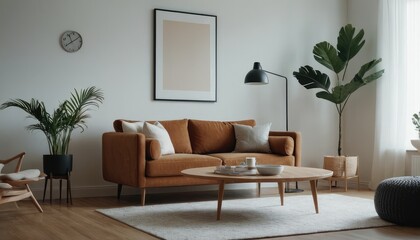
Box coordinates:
[374,176,420,226]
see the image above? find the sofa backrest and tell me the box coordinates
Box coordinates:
[113,119,256,154]
[188,119,256,154]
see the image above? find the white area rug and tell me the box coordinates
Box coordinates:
[97,194,393,240]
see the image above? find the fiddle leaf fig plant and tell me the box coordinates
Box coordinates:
[293,24,384,156]
[0,86,104,155]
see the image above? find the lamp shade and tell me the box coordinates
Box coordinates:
[244,62,269,85]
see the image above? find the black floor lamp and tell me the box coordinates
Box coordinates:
[244,62,303,193]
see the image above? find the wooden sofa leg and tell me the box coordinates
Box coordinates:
[140,188,146,206]
[117,184,122,199]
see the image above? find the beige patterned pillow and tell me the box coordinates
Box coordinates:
[233,123,271,153]
[121,121,145,133]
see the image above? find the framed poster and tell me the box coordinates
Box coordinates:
[154,9,217,102]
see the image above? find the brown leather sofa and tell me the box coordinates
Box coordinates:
[102,119,301,205]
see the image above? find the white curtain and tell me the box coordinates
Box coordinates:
[370,0,408,189]
[406,0,420,140]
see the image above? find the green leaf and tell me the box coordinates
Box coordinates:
[313,41,345,73]
[315,91,339,104]
[357,58,382,78]
[316,81,363,104]
[349,58,384,85]
[317,87,349,104]
[293,65,331,91]
[362,70,384,84]
[337,24,365,62]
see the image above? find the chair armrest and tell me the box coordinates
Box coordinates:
[102,132,146,188]
[269,131,301,167]
[0,152,25,173]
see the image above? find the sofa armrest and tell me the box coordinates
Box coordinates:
[269,136,294,156]
[269,131,301,167]
[102,132,146,188]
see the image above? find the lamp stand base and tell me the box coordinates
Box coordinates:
[285,182,304,193]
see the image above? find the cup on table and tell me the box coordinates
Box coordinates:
[245,157,256,169]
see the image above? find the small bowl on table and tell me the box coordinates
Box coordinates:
[256,165,284,176]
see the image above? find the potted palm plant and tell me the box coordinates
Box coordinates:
[293,24,384,177]
[0,86,104,176]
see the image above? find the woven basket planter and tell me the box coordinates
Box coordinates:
[323,156,358,177]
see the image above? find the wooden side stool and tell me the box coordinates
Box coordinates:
[323,156,359,191]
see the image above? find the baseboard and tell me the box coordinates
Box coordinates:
[31,184,120,199]
[31,180,371,200]
[31,182,261,199]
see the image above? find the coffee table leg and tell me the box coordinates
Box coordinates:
[310,180,319,213]
[277,182,285,206]
[217,180,225,220]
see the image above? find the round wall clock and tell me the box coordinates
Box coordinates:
[60,31,83,53]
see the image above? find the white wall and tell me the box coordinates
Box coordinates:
[0,0,347,197]
[345,0,379,185]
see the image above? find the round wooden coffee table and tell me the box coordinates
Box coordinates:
[182,166,333,220]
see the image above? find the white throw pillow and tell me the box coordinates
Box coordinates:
[0,169,41,181]
[233,123,272,153]
[122,121,145,133]
[143,122,175,155]
[0,182,12,189]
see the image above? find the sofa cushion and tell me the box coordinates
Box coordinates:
[233,123,271,153]
[146,154,222,177]
[188,119,256,154]
[208,153,295,167]
[159,119,192,154]
[143,122,175,155]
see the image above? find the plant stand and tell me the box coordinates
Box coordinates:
[42,172,72,204]
[323,156,359,191]
[42,154,73,204]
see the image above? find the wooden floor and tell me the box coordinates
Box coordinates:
[1,185,419,240]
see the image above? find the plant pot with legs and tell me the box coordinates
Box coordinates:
[43,154,73,177]
[293,24,384,190]
[1,86,104,202]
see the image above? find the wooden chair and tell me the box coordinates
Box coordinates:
[0,152,45,212]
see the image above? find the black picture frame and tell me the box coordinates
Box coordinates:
[154,9,217,102]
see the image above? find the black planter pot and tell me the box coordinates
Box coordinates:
[43,154,73,176]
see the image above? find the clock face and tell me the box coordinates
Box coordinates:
[61,31,83,53]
